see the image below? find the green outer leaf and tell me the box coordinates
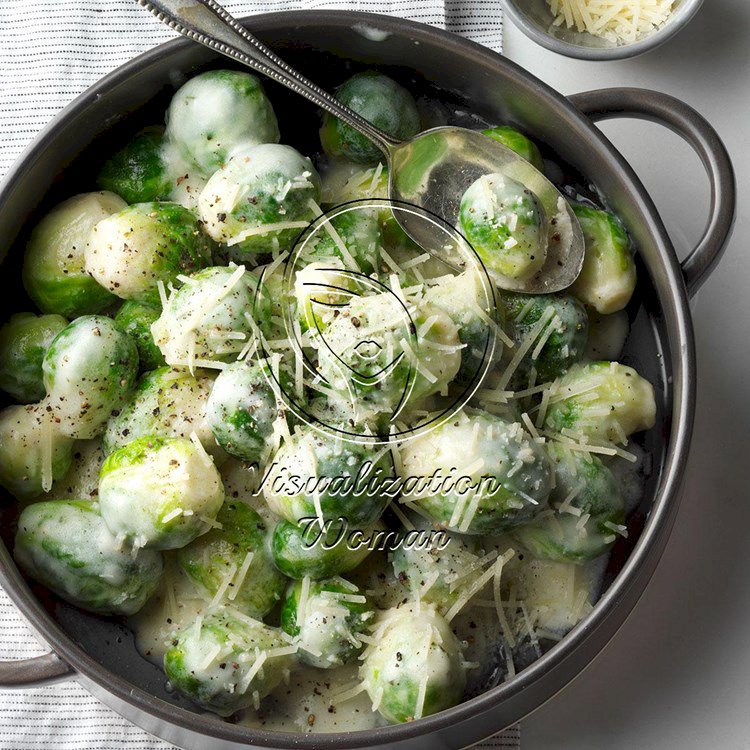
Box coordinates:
[0,312,67,402]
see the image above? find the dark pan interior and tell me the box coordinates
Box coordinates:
[0,21,671,728]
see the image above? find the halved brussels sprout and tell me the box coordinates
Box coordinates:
[543,361,656,444]
[424,271,502,386]
[512,444,625,563]
[14,499,163,615]
[399,410,553,535]
[315,294,462,421]
[177,500,285,617]
[205,360,284,464]
[23,192,125,317]
[42,315,139,440]
[151,266,271,368]
[199,143,321,258]
[0,403,74,500]
[360,603,466,723]
[280,577,374,668]
[164,611,294,715]
[102,366,218,459]
[165,70,280,176]
[0,312,67,403]
[114,300,165,372]
[270,518,382,580]
[85,202,213,306]
[500,292,588,387]
[97,129,172,204]
[571,204,637,314]
[320,72,420,165]
[482,125,544,172]
[459,173,546,281]
[98,435,224,550]
[262,425,394,527]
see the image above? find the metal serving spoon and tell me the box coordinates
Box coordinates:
[136,0,585,293]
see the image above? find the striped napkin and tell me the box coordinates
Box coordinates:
[0,1,513,748]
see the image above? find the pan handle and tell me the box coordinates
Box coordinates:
[568,88,736,298]
[0,651,73,688]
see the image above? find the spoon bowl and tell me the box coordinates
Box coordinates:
[138,0,585,293]
[389,126,584,292]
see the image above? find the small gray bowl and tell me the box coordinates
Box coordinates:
[502,0,704,60]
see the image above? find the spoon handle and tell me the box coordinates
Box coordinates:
[136,0,398,156]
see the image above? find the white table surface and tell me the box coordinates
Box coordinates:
[503,3,750,748]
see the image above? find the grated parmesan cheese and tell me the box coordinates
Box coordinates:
[547,0,675,45]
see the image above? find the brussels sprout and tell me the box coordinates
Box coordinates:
[300,207,382,275]
[318,162,425,267]
[199,144,321,258]
[98,435,224,550]
[320,72,420,165]
[320,161,388,207]
[585,309,629,362]
[177,501,285,616]
[543,361,656,444]
[345,548,406,610]
[293,259,358,334]
[164,610,294,715]
[45,439,105,503]
[113,301,165,372]
[360,603,466,723]
[500,292,588,387]
[262,425,394,527]
[103,366,219,458]
[42,315,139,440]
[97,129,172,204]
[85,202,213,306]
[424,271,502,386]
[167,161,209,213]
[459,173,546,280]
[23,192,125,317]
[604,442,649,515]
[0,312,67,402]
[165,70,280,176]
[205,360,284,464]
[252,263,288,325]
[399,410,553,535]
[270,518,382,580]
[0,403,74,500]
[571,204,637,314]
[218,458,277,524]
[315,294,462,421]
[482,126,544,172]
[512,445,625,563]
[14,499,163,615]
[508,555,606,637]
[151,266,270,368]
[391,524,483,615]
[280,577,374,668]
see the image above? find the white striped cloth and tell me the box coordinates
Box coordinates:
[0,0,503,176]
[0,1,512,748]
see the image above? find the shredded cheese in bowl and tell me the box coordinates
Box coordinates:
[547,0,676,45]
